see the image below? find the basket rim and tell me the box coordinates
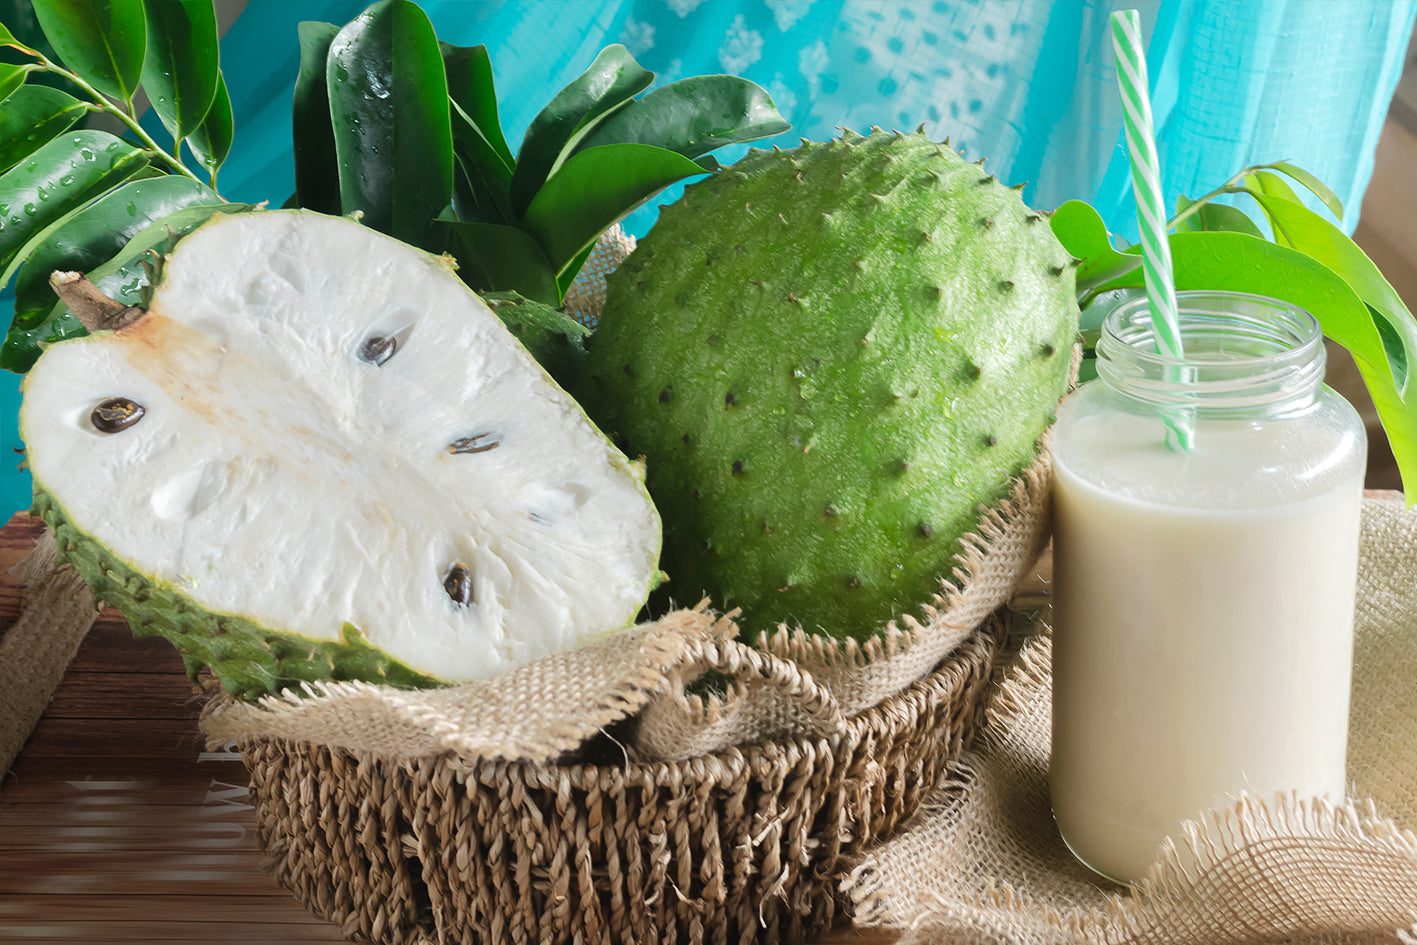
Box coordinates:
[235,612,1006,790]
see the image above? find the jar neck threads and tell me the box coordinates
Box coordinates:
[1096,291,1326,414]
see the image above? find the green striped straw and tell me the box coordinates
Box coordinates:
[1111,9,1193,451]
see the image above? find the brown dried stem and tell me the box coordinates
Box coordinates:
[48,272,145,333]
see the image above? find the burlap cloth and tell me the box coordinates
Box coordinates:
[0,528,99,775]
[842,492,1417,945]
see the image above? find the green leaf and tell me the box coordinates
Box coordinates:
[0,84,87,173]
[1240,183,1417,395]
[1370,302,1408,390]
[32,0,146,104]
[0,21,17,46]
[186,71,231,176]
[292,20,339,214]
[1173,194,1264,238]
[575,75,790,160]
[1263,161,1344,221]
[0,129,149,283]
[1101,231,1387,376]
[510,44,653,218]
[3,200,244,371]
[0,60,24,103]
[1088,228,1417,504]
[1049,200,1141,297]
[555,241,596,301]
[11,174,221,323]
[441,220,559,304]
[449,141,508,224]
[1244,168,1302,208]
[139,0,219,141]
[442,42,514,224]
[1,311,85,371]
[327,0,453,249]
[441,42,513,169]
[522,143,709,276]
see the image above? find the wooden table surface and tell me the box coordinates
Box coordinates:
[0,513,912,944]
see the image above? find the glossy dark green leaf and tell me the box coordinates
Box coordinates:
[0,85,87,173]
[555,241,596,301]
[522,143,709,275]
[32,0,146,104]
[1,313,85,371]
[1173,194,1264,238]
[443,42,515,222]
[3,201,244,371]
[510,44,653,218]
[186,71,231,177]
[449,102,512,223]
[139,0,219,140]
[0,60,24,103]
[292,20,338,214]
[11,174,221,322]
[441,42,513,169]
[575,75,790,159]
[0,129,149,283]
[327,0,452,248]
[441,220,559,304]
[1,4,86,100]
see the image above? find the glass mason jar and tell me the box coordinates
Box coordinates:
[1049,291,1366,884]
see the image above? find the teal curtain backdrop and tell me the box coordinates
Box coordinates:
[2,0,1414,517]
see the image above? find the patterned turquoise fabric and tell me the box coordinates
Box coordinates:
[2,0,1414,516]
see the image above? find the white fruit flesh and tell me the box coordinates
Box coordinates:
[20,210,661,682]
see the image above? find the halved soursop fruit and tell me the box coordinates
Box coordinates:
[20,209,662,699]
[577,128,1078,641]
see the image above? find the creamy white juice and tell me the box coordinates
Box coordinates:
[1050,407,1364,883]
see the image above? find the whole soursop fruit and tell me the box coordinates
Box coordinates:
[577,129,1078,640]
[20,209,662,699]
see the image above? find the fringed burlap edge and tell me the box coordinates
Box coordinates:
[633,442,1054,761]
[844,617,1417,945]
[0,525,98,777]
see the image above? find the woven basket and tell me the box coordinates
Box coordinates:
[230,611,1007,945]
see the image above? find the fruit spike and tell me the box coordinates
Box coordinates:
[578,129,1079,640]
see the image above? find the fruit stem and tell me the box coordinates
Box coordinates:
[48,272,145,333]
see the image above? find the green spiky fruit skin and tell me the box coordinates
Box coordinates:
[577,130,1079,640]
[482,290,590,390]
[35,489,440,700]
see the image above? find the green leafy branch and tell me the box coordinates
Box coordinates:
[290,0,790,306]
[0,0,239,372]
[1051,163,1417,505]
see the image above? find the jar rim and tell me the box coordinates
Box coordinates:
[1101,290,1324,370]
[1096,290,1326,412]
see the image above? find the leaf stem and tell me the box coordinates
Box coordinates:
[1166,168,1253,231]
[26,49,204,184]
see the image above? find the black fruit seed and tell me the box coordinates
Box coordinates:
[91,397,145,433]
[360,336,397,366]
[448,433,500,454]
[444,563,474,606]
